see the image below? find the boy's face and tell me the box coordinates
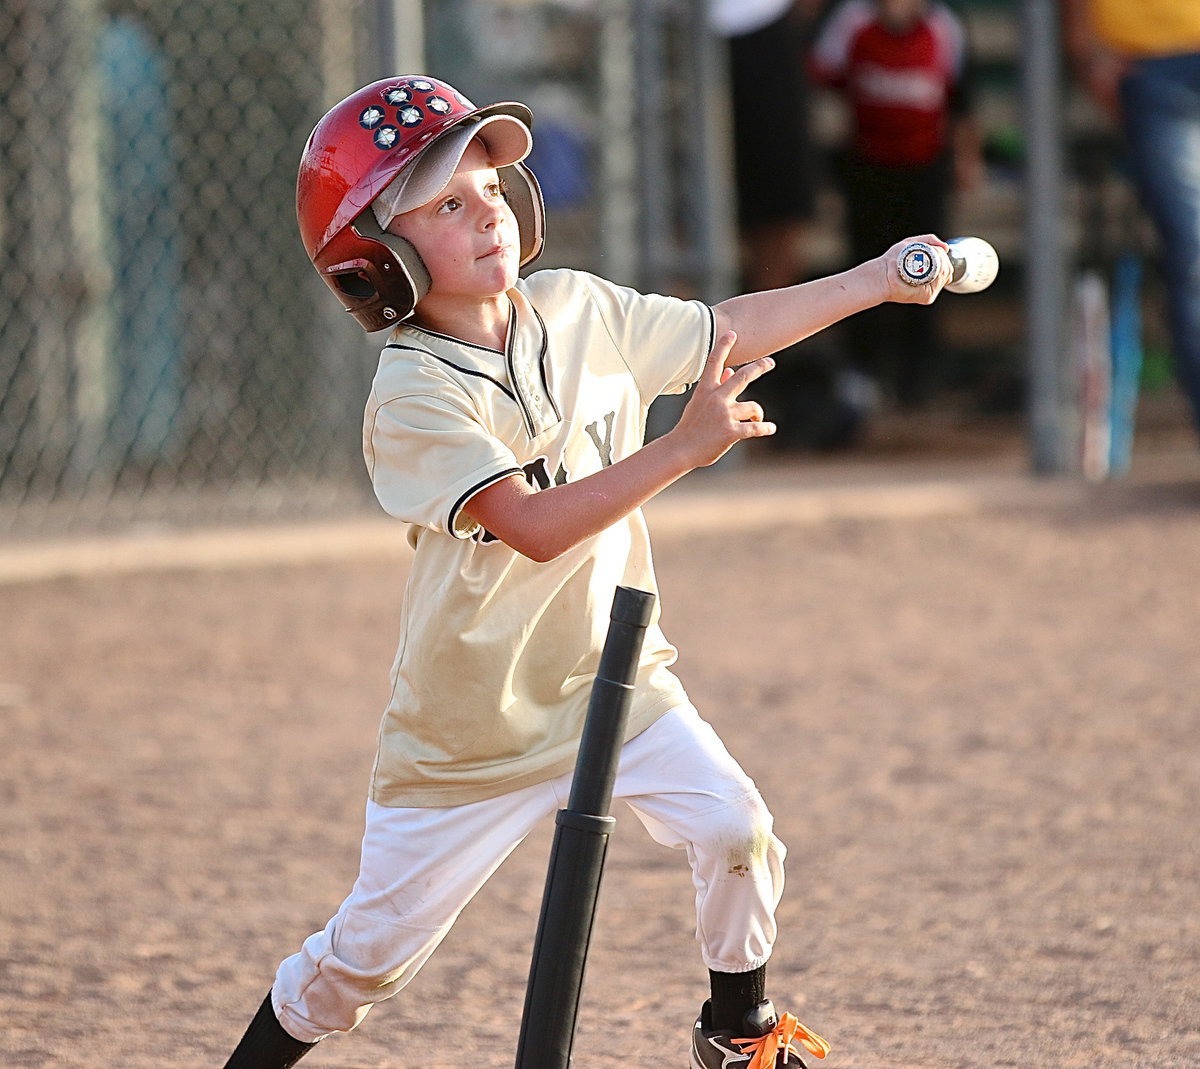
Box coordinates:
[385,139,521,305]
[877,0,926,31]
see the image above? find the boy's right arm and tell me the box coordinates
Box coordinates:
[713,235,953,368]
[463,332,773,562]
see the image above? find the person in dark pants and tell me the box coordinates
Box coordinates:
[812,0,981,409]
[720,1,819,293]
[1065,0,1200,440]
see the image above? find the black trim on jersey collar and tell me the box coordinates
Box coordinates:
[384,300,563,441]
[531,306,563,424]
[405,325,503,356]
[503,303,561,440]
[383,343,516,403]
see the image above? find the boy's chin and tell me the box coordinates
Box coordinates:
[484,260,521,292]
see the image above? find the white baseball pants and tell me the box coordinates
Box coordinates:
[272,704,786,1043]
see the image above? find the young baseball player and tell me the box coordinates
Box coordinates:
[220,75,950,1069]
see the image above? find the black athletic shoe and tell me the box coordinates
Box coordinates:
[690,998,830,1069]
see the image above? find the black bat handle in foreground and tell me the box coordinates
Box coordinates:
[514,585,656,1069]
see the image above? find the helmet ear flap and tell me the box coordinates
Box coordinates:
[500,161,545,267]
[353,208,432,315]
[319,212,432,331]
[391,237,432,310]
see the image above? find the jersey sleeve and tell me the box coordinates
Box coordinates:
[364,370,521,539]
[576,272,716,401]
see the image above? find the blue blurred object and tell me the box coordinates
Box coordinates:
[526,120,591,209]
[1107,252,1143,475]
[98,17,184,464]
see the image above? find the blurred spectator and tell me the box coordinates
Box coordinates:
[1064,0,1200,439]
[811,0,981,410]
[712,0,877,454]
[710,0,819,292]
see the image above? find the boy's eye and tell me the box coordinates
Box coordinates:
[437,196,463,214]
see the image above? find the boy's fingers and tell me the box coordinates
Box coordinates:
[703,330,738,384]
[741,418,777,438]
[734,400,766,423]
[725,354,775,391]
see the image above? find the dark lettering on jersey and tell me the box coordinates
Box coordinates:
[476,456,569,544]
[585,411,616,469]
[523,455,569,491]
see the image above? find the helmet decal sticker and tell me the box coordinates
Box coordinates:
[359,105,386,129]
[373,125,400,149]
[371,80,472,147]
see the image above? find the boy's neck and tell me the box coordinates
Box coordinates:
[409,292,513,351]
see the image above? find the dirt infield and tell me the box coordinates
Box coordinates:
[3,446,1199,1069]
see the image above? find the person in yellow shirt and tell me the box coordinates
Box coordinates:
[1064,0,1200,438]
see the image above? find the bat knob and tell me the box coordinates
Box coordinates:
[896,237,999,294]
[896,241,942,286]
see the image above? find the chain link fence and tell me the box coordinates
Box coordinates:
[2,0,730,539]
[7,2,1156,542]
[1,0,382,536]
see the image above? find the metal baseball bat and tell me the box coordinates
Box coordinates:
[514,585,656,1069]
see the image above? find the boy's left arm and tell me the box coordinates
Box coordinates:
[464,332,773,562]
[713,235,952,367]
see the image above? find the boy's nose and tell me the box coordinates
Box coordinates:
[478,198,504,228]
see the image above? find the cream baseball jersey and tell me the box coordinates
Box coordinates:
[363,268,715,807]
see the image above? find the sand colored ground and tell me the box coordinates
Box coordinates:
[2,436,1199,1069]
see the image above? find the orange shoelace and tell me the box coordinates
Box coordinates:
[732,1012,831,1069]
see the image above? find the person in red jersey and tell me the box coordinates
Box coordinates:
[812,0,982,410]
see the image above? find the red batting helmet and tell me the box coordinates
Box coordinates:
[296,76,545,332]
